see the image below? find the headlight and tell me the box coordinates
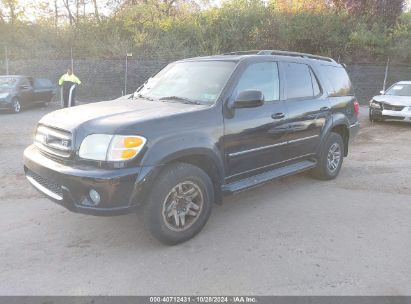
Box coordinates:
[369,100,381,109]
[0,93,9,99]
[79,134,146,161]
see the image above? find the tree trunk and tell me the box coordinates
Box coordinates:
[62,0,76,25]
[92,0,101,23]
[54,0,58,27]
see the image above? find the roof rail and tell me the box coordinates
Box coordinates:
[257,50,336,63]
[222,50,260,55]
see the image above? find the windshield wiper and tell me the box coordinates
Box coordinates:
[159,96,202,105]
[132,92,155,101]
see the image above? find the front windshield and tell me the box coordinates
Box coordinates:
[0,77,18,90]
[137,61,236,104]
[385,83,411,96]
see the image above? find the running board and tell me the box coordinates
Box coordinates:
[222,160,317,195]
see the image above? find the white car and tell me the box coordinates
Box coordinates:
[369,81,411,122]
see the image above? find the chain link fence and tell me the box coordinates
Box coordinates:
[1,48,411,104]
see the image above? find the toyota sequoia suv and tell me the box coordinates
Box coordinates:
[24,50,360,245]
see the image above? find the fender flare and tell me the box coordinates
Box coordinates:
[130,141,225,206]
[317,113,350,156]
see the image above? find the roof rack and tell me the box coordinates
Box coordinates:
[257,50,336,63]
[222,50,261,55]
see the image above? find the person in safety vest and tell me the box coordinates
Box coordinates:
[59,67,81,108]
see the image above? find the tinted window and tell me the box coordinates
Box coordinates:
[20,78,30,87]
[285,63,314,99]
[234,62,279,102]
[34,78,53,88]
[0,77,18,89]
[318,65,353,97]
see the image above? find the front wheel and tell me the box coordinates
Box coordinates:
[312,132,344,180]
[11,98,22,113]
[143,162,214,245]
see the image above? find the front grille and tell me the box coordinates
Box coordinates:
[383,104,405,111]
[34,125,73,158]
[26,170,63,198]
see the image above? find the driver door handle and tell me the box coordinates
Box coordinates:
[271,112,285,119]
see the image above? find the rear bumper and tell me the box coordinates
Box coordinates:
[23,145,160,216]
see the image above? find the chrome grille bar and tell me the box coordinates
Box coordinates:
[35,125,73,158]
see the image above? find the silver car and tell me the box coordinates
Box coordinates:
[369,81,411,122]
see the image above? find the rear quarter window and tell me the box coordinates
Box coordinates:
[318,65,353,97]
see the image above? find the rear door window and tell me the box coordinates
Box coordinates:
[284,62,317,99]
[34,78,53,88]
[318,65,353,97]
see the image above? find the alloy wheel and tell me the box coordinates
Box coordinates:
[327,142,341,172]
[162,181,204,232]
[13,100,21,113]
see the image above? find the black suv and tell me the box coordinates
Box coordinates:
[24,50,360,244]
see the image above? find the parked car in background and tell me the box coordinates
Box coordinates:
[369,81,411,122]
[24,50,360,245]
[0,75,56,113]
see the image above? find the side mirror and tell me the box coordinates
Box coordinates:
[380,90,385,95]
[233,90,264,108]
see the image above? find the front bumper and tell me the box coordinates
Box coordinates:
[0,99,11,110]
[23,145,159,216]
[370,106,411,122]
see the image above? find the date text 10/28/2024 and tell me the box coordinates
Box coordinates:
[149,296,257,303]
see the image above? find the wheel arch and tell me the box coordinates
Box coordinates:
[133,148,225,207]
[319,114,350,157]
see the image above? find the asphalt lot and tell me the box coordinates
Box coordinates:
[0,104,410,295]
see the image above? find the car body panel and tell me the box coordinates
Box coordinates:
[0,75,55,110]
[370,82,411,122]
[23,52,359,215]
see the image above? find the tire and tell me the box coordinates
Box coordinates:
[143,162,214,245]
[369,110,374,122]
[369,109,383,123]
[312,132,344,180]
[11,98,22,113]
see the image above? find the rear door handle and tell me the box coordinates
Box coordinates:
[320,106,330,112]
[271,112,285,119]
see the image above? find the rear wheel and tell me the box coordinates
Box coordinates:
[11,98,21,113]
[143,162,214,245]
[312,132,344,180]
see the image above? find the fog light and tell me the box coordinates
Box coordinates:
[89,189,101,205]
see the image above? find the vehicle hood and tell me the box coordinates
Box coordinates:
[372,95,411,106]
[39,96,209,133]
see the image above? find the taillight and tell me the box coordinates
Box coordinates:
[353,100,360,116]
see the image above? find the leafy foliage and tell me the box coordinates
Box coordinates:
[0,0,409,63]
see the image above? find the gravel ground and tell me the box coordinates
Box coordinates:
[0,103,410,295]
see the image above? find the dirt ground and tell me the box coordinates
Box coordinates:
[0,103,410,295]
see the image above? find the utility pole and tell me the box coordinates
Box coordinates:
[70,47,74,71]
[383,57,390,91]
[124,52,132,95]
[4,46,9,75]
